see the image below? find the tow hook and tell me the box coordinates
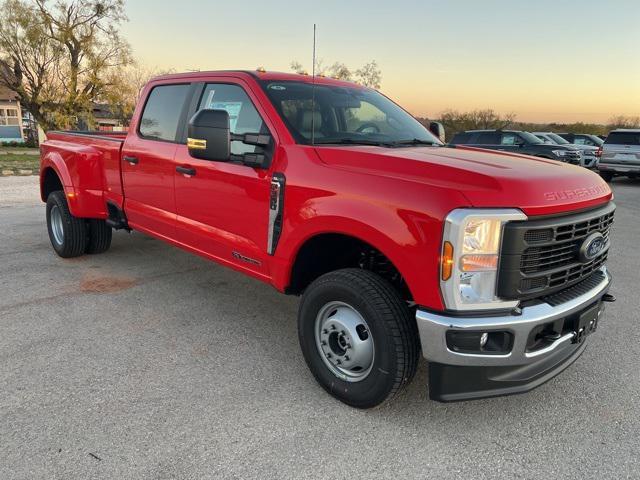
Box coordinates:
[602,293,616,303]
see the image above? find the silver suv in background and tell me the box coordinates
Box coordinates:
[598,129,640,182]
[558,133,604,148]
[532,132,599,168]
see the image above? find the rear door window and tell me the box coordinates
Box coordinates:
[476,132,500,144]
[139,84,190,142]
[605,132,640,146]
[451,132,471,144]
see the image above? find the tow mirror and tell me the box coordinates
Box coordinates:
[429,121,446,143]
[187,109,230,161]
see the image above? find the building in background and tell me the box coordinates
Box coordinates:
[91,103,126,132]
[0,86,24,143]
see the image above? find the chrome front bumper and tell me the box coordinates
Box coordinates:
[416,267,611,367]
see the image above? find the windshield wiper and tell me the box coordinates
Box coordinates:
[312,138,395,147]
[390,138,439,146]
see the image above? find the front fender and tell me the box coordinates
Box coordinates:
[273,194,445,309]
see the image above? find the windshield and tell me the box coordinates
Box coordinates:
[520,131,544,144]
[587,135,604,146]
[534,134,554,143]
[605,131,640,145]
[261,81,442,146]
[547,133,569,144]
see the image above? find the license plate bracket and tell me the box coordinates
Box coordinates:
[573,302,601,343]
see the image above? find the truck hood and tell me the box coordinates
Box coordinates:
[529,143,579,152]
[314,145,612,216]
[569,144,599,152]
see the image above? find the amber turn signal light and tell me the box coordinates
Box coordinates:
[441,241,454,281]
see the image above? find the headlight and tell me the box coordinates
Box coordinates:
[440,209,527,311]
[552,150,567,157]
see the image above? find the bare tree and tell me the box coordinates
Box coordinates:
[289,59,382,86]
[290,60,306,75]
[355,60,382,89]
[607,115,640,129]
[103,64,175,126]
[0,0,132,130]
[438,109,516,139]
[327,62,352,81]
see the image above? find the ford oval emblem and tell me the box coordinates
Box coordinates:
[579,232,607,263]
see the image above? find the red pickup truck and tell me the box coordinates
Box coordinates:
[40,70,615,407]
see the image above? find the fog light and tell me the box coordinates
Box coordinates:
[446,330,513,354]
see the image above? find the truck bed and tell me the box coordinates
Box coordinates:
[40,130,127,219]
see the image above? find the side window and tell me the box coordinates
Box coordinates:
[451,132,471,144]
[198,84,267,155]
[139,84,190,141]
[476,132,500,144]
[574,137,586,145]
[500,133,519,145]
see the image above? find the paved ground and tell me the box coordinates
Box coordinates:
[1,176,639,480]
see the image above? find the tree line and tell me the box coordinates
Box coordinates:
[417,110,640,141]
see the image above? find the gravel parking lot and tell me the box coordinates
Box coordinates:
[1,176,638,480]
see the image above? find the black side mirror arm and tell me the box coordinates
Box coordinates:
[230,152,270,169]
[231,132,271,147]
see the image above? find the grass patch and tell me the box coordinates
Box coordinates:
[0,153,40,174]
[1,147,39,153]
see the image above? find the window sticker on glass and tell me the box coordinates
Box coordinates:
[203,89,243,131]
[211,102,242,131]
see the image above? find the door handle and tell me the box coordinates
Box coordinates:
[124,156,139,165]
[176,166,196,176]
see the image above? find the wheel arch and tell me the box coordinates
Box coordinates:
[281,220,419,302]
[40,152,73,202]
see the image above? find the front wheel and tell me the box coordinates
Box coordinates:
[298,269,420,408]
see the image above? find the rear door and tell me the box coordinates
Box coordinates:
[121,83,192,238]
[602,131,640,166]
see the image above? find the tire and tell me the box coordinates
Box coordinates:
[46,190,86,258]
[85,219,112,254]
[600,171,614,182]
[298,268,420,408]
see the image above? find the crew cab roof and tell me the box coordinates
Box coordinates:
[149,70,365,89]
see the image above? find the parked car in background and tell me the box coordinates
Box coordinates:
[558,133,604,148]
[598,129,640,181]
[532,131,599,168]
[449,129,582,164]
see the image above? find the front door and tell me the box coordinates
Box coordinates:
[121,83,191,239]
[173,81,275,278]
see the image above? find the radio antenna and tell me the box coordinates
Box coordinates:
[311,23,317,145]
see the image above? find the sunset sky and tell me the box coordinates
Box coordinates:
[122,0,640,124]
